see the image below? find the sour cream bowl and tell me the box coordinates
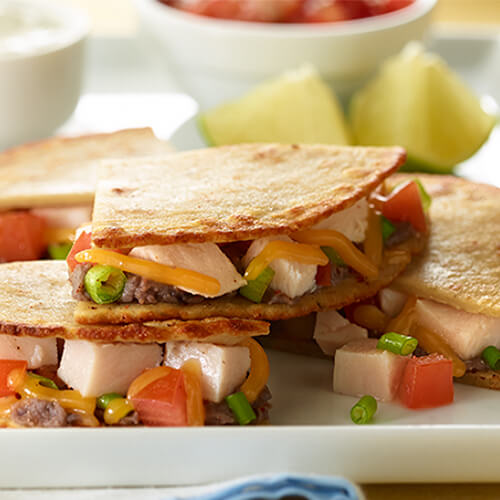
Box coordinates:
[135,0,436,108]
[0,0,89,150]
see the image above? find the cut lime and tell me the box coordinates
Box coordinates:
[199,65,351,146]
[350,43,497,173]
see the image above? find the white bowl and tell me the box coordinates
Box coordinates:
[135,0,436,108]
[0,0,89,150]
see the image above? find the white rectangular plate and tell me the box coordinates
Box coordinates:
[5,33,499,488]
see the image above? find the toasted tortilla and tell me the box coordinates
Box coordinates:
[458,371,500,391]
[91,143,405,248]
[0,128,173,210]
[0,261,268,344]
[390,175,500,318]
[75,234,424,324]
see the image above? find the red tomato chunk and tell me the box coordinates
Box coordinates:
[0,212,46,262]
[399,353,454,409]
[130,369,188,426]
[66,227,92,272]
[0,360,27,397]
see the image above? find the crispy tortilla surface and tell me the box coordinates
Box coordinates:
[92,143,405,248]
[0,261,268,344]
[0,128,172,210]
[390,174,500,317]
[75,233,424,324]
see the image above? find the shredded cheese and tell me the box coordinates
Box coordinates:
[364,209,383,268]
[75,249,221,297]
[239,338,270,404]
[181,360,205,427]
[292,229,378,279]
[244,240,328,281]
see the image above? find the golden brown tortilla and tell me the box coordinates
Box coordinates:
[91,143,405,248]
[75,234,424,324]
[0,261,268,344]
[390,175,500,318]
[0,128,173,210]
[458,371,500,391]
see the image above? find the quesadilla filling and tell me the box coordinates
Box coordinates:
[0,205,92,263]
[68,180,428,306]
[346,289,500,380]
[0,335,271,428]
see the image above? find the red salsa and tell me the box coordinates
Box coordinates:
[160,0,416,23]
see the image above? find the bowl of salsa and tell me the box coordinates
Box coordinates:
[134,0,436,107]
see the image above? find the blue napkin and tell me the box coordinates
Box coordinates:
[174,474,362,500]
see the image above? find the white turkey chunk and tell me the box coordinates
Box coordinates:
[314,310,367,355]
[57,340,162,397]
[312,198,369,243]
[164,341,250,403]
[31,205,92,229]
[415,299,500,360]
[0,335,57,369]
[129,242,246,298]
[242,235,317,299]
[378,288,408,318]
[333,339,409,402]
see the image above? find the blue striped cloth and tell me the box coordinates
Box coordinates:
[171,474,362,500]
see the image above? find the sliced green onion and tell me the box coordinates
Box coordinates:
[377,332,418,356]
[239,266,275,303]
[380,216,396,242]
[47,242,73,260]
[351,395,377,425]
[84,265,127,304]
[321,246,346,267]
[97,392,123,410]
[481,346,500,371]
[414,179,432,212]
[28,372,58,390]
[225,391,256,425]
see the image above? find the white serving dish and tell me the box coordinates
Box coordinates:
[0,0,89,150]
[133,0,436,107]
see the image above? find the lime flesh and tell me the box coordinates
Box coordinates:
[199,65,351,146]
[350,43,497,173]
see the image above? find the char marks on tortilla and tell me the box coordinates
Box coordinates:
[75,234,425,324]
[0,261,268,344]
[91,143,406,248]
[390,174,500,318]
[0,128,173,210]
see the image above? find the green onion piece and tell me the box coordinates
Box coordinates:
[377,332,418,356]
[225,391,256,425]
[97,392,123,410]
[28,372,59,390]
[414,179,432,212]
[321,246,345,267]
[84,265,127,304]
[47,242,73,260]
[481,346,500,371]
[239,267,275,303]
[380,216,396,242]
[350,395,377,425]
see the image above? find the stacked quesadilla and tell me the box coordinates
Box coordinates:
[0,261,270,427]
[0,128,172,262]
[69,143,426,326]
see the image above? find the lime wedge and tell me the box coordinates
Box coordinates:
[199,65,351,146]
[350,43,497,173]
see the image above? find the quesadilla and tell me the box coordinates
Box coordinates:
[0,128,172,263]
[69,143,427,325]
[351,175,500,390]
[0,261,270,427]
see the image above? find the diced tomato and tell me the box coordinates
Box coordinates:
[0,360,27,397]
[399,353,454,409]
[66,226,92,272]
[379,180,427,234]
[130,369,188,426]
[366,0,414,15]
[315,262,332,286]
[0,212,46,262]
